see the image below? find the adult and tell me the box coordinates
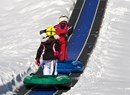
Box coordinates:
[54,15,73,61]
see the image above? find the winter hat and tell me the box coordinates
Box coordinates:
[46,26,56,37]
[59,15,68,22]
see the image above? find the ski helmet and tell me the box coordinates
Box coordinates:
[59,15,68,22]
[46,26,56,37]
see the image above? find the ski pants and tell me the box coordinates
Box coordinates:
[60,43,68,61]
[41,60,58,75]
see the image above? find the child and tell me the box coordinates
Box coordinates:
[35,26,60,75]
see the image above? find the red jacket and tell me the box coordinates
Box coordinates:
[54,21,70,43]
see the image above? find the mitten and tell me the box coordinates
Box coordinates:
[54,51,60,59]
[35,58,40,66]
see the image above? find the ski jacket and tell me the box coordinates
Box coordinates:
[54,21,73,39]
[55,21,70,35]
[36,37,60,60]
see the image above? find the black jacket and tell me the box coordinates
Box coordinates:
[36,37,60,60]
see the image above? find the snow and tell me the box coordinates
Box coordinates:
[65,0,130,95]
[0,0,76,94]
[0,0,130,95]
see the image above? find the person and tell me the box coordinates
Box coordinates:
[54,15,73,61]
[35,26,60,75]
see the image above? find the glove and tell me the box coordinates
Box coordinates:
[54,51,60,59]
[54,51,60,56]
[35,58,40,66]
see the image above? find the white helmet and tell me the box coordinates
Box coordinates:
[59,15,68,22]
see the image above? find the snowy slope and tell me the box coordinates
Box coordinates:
[65,0,130,95]
[1,0,130,95]
[0,0,76,94]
